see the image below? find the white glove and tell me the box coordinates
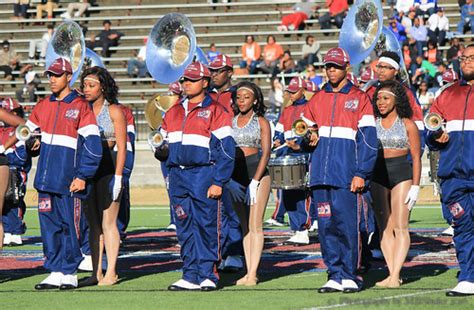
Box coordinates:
[0,145,5,154]
[248,179,260,205]
[404,185,420,211]
[112,175,123,201]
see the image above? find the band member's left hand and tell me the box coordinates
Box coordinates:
[207,184,222,199]
[70,178,86,193]
[286,139,301,150]
[31,139,41,151]
[350,176,365,193]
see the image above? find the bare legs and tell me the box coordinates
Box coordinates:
[372,180,412,288]
[98,201,120,285]
[0,166,9,249]
[234,175,271,286]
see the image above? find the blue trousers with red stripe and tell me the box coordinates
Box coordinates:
[271,190,286,223]
[220,189,243,258]
[282,189,311,231]
[2,200,26,235]
[440,178,474,282]
[37,192,83,275]
[312,186,361,285]
[169,166,220,284]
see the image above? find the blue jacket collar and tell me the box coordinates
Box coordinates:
[50,89,79,103]
[293,97,307,106]
[322,80,353,94]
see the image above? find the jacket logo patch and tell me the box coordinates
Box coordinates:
[197,110,211,119]
[344,99,359,111]
[317,202,331,217]
[173,204,187,220]
[448,202,464,219]
[65,109,80,120]
[38,197,52,212]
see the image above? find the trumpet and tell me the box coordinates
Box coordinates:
[15,125,40,141]
[148,130,165,149]
[424,112,444,132]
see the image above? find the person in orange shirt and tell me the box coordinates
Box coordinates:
[260,35,284,76]
[239,35,261,75]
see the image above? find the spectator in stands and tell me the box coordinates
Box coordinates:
[424,40,442,65]
[12,0,30,20]
[416,80,434,113]
[432,62,448,90]
[277,50,296,77]
[298,35,321,71]
[458,0,472,34]
[0,41,20,81]
[206,43,220,62]
[86,20,123,58]
[411,55,437,87]
[396,0,415,14]
[239,35,261,75]
[28,24,54,61]
[426,7,449,46]
[35,0,59,20]
[414,0,437,17]
[395,8,414,33]
[388,17,407,44]
[15,71,40,103]
[304,63,324,87]
[447,37,463,73]
[60,0,94,19]
[127,38,147,80]
[268,77,284,113]
[278,1,316,32]
[319,0,348,35]
[259,35,284,76]
[409,17,428,57]
[403,42,418,75]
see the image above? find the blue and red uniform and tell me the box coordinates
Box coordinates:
[25,90,102,275]
[426,80,474,285]
[160,94,235,285]
[303,81,377,286]
[274,97,312,232]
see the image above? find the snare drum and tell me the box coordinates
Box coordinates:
[268,155,308,190]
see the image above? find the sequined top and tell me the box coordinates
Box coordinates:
[232,113,261,148]
[96,100,115,141]
[376,116,409,150]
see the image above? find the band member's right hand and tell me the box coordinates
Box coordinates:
[69,178,86,193]
[273,139,282,148]
[308,132,319,147]
[207,184,222,200]
[435,131,449,144]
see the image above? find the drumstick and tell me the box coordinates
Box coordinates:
[272,143,288,152]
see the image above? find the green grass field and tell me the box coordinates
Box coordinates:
[1,205,473,309]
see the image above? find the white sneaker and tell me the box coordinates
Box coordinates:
[3,233,12,246]
[167,223,176,231]
[61,274,78,288]
[441,226,454,236]
[286,230,309,245]
[74,11,81,18]
[60,12,71,19]
[78,255,93,272]
[309,220,318,232]
[265,218,284,227]
[318,279,343,292]
[40,272,64,286]
[447,281,474,296]
[9,234,22,246]
[200,279,217,291]
[168,279,200,291]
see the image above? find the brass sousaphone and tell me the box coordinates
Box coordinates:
[145,93,180,148]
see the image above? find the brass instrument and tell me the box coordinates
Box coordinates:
[15,125,40,141]
[424,112,444,196]
[292,119,309,137]
[145,93,179,149]
[424,112,444,132]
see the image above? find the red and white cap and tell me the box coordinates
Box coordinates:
[442,69,459,84]
[360,67,376,82]
[168,81,183,95]
[286,76,307,93]
[208,54,233,70]
[182,61,211,80]
[323,47,350,67]
[305,81,318,93]
[45,57,73,75]
[0,97,21,112]
[346,72,359,87]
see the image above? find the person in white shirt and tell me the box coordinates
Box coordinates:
[127,38,148,78]
[426,7,449,46]
[28,24,54,61]
[396,0,414,14]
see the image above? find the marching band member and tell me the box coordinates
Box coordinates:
[0,98,30,247]
[158,62,235,291]
[80,66,127,286]
[426,44,474,297]
[371,80,421,288]
[208,54,244,272]
[230,81,271,286]
[3,57,102,290]
[273,77,312,245]
[303,47,378,293]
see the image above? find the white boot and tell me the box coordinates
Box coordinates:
[9,234,22,245]
[286,230,309,245]
[447,281,474,296]
[3,233,12,246]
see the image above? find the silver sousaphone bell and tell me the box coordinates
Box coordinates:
[45,21,85,87]
[146,13,197,84]
[84,47,105,69]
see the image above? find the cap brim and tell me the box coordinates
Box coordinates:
[323,60,347,67]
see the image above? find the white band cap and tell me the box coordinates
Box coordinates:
[378,57,400,71]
